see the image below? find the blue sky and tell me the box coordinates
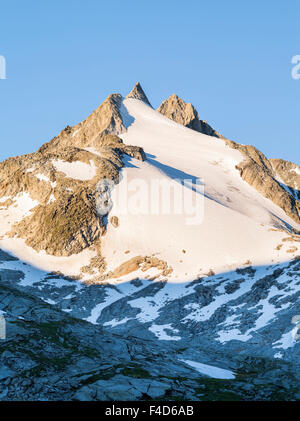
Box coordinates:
[0,0,299,163]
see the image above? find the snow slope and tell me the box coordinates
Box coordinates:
[179,359,235,379]
[102,98,300,282]
[52,159,96,181]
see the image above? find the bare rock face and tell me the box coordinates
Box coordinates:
[126,82,152,107]
[39,94,126,155]
[157,94,224,138]
[269,159,300,201]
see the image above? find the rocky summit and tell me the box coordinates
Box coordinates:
[0,83,299,401]
[157,93,224,138]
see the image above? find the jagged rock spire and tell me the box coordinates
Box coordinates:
[126,82,152,107]
[157,94,224,139]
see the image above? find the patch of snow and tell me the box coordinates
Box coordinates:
[101,98,300,284]
[0,238,97,278]
[179,359,235,379]
[63,294,75,300]
[14,192,38,211]
[72,128,81,138]
[52,159,96,181]
[42,298,57,305]
[128,295,164,323]
[84,147,103,158]
[183,270,258,323]
[0,196,11,204]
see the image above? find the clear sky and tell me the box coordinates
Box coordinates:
[0,0,299,163]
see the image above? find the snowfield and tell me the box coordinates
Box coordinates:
[101,98,300,282]
[0,237,97,278]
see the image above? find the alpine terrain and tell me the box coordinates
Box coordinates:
[0,83,299,401]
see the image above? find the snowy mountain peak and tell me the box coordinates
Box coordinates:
[126,82,152,107]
